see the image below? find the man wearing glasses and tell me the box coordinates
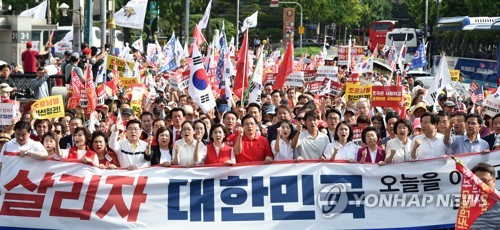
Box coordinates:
[109,119,150,170]
[470,162,500,228]
[325,109,342,143]
[444,114,490,155]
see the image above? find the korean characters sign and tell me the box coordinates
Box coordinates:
[345,83,372,102]
[31,95,65,119]
[371,86,404,107]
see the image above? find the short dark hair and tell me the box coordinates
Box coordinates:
[275,104,292,115]
[361,126,380,144]
[126,119,142,129]
[222,110,238,120]
[170,107,185,117]
[334,122,353,142]
[73,127,92,144]
[437,110,450,119]
[90,131,108,152]
[264,83,273,88]
[357,114,371,124]
[41,132,56,143]
[393,119,413,135]
[181,120,194,129]
[385,111,399,123]
[14,120,31,132]
[304,110,319,121]
[246,103,261,113]
[209,123,228,142]
[0,64,10,71]
[421,112,440,125]
[241,114,257,125]
[371,115,385,130]
[193,120,208,140]
[152,118,165,128]
[451,111,467,119]
[140,111,154,120]
[271,90,282,97]
[466,114,483,125]
[34,119,53,130]
[325,109,342,120]
[493,113,500,123]
[286,88,295,93]
[155,127,171,145]
[471,162,495,177]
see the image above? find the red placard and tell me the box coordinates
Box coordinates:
[371,86,403,107]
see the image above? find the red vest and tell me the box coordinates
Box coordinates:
[205,144,233,165]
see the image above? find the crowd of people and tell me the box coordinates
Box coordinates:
[0,39,498,177]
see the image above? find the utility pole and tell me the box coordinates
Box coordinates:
[184,0,190,44]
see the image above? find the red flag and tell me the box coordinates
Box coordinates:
[68,70,84,109]
[274,40,294,89]
[85,63,97,116]
[193,25,207,48]
[455,160,500,230]
[234,29,249,92]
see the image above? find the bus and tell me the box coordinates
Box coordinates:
[386,28,421,56]
[369,20,396,52]
[436,16,499,88]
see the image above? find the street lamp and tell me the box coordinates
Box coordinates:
[59,2,82,52]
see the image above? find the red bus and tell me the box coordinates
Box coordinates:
[369,20,396,52]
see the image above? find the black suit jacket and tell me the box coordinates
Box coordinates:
[483,133,496,150]
[266,123,297,146]
[59,135,73,149]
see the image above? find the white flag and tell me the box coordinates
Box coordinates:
[114,0,148,30]
[20,0,47,20]
[175,38,185,60]
[120,43,132,60]
[131,37,143,53]
[423,55,452,107]
[197,0,212,30]
[229,36,235,57]
[240,11,258,33]
[248,49,264,104]
[188,44,217,113]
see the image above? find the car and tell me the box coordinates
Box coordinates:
[294,39,330,49]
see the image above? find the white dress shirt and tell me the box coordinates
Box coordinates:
[386,137,412,162]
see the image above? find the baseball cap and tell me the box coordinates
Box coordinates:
[409,102,428,115]
[71,52,80,59]
[26,41,33,48]
[265,105,276,115]
[182,105,194,115]
[218,104,231,113]
[0,83,13,92]
[345,108,357,115]
[82,48,92,55]
[413,118,422,129]
[122,108,134,116]
[444,101,455,107]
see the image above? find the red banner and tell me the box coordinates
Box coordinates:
[68,70,84,109]
[371,86,403,107]
[455,160,500,230]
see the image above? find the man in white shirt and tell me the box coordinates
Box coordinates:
[292,111,329,160]
[109,119,150,170]
[410,112,448,160]
[0,121,48,193]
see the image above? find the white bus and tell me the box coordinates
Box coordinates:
[385,28,420,57]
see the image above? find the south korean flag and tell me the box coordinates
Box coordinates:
[188,43,217,113]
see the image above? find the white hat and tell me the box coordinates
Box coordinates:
[0,83,13,92]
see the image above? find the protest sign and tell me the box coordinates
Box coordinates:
[0,103,15,125]
[316,66,338,82]
[264,72,277,84]
[483,90,500,117]
[338,46,364,66]
[345,83,372,102]
[450,70,460,82]
[169,71,190,91]
[119,77,139,88]
[31,95,65,119]
[106,56,135,75]
[330,81,344,96]
[44,65,59,76]
[371,86,404,107]
[404,93,412,107]
[130,87,144,116]
[284,71,304,87]
[352,125,363,146]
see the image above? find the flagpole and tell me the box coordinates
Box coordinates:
[243,44,262,104]
[241,29,248,107]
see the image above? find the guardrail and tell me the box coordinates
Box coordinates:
[10,74,66,99]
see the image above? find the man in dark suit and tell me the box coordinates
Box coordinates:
[483,114,500,150]
[59,117,83,149]
[325,109,342,143]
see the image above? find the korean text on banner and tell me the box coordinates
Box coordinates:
[31,95,65,119]
[372,86,404,107]
[284,71,304,87]
[0,103,15,125]
[169,70,190,91]
[130,87,144,116]
[106,56,135,75]
[345,83,372,102]
[119,77,139,88]
[316,66,338,82]
[338,46,364,66]
[483,90,500,117]
[2,152,498,229]
[450,70,460,82]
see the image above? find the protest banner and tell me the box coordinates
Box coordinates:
[0,103,15,125]
[303,70,317,83]
[371,86,404,107]
[316,66,338,82]
[31,95,65,119]
[169,70,190,91]
[450,70,460,82]
[404,93,412,107]
[346,72,361,84]
[106,56,135,75]
[482,90,500,117]
[284,71,304,87]
[352,125,363,145]
[119,77,139,88]
[130,87,144,116]
[338,46,364,66]
[264,72,277,84]
[345,83,372,102]
[44,65,59,76]
[2,151,497,229]
[308,81,323,93]
[330,81,344,96]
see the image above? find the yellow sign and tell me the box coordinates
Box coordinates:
[119,77,139,88]
[345,83,372,102]
[298,26,305,35]
[404,93,411,107]
[106,56,135,75]
[450,69,460,82]
[130,87,144,116]
[32,95,65,119]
